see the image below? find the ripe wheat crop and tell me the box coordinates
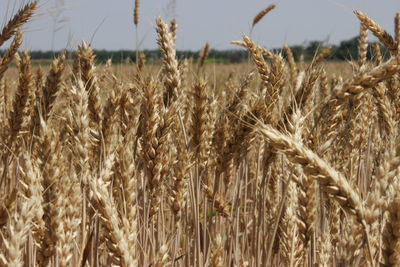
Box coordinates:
[1,1,400,266]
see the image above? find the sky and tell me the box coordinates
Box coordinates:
[1,0,399,51]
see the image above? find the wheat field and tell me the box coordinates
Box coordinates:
[1,1,400,266]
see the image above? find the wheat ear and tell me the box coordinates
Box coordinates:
[333,54,400,98]
[373,83,395,139]
[114,124,138,253]
[373,42,382,65]
[252,4,276,29]
[0,189,16,228]
[137,53,146,72]
[0,193,38,267]
[283,44,298,88]
[90,153,137,266]
[170,18,177,42]
[382,193,400,266]
[1,153,41,266]
[354,10,398,55]
[243,35,269,88]
[265,53,284,124]
[102,83,120,150]
[142,79,177,216]
[18,151,45,254]
[56,169,81,267]
[7,51,35,156]
[0,1,37,47]
[134,0,139,26]
[35,118,68,266]
[210,234,224,266]
[257,124,374,264]
[156,17,181,106]
[319,222,332,266]
[198,42,210,70]
[309,47,331,70]
[41,51,66,120]
[99,58,112,83]
[192,78,211,166]
[171,132,191,226]
[358,24,368,67]
[0,29,22,82]
[280,179,303,266]
[75,42,103,127]
[395,12,400,52]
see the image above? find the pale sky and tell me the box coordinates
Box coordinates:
[1,0,399,51]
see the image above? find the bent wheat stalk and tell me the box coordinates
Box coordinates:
[257,123,374,265]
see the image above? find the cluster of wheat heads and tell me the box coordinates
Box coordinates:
[2,1,400,266]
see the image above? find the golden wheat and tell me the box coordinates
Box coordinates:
[1,3,400,267]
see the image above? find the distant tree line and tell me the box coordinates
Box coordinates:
[1,35,389,64]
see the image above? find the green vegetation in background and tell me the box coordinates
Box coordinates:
[1,35,389,64]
